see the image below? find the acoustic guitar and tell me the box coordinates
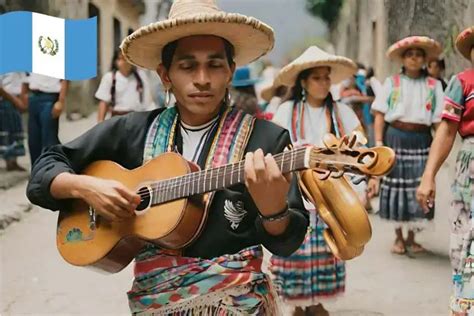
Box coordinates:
[56,133,395,273]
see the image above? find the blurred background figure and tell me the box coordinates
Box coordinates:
[427,58,447,90]
[0,73,27,171]
[95,49,156,122]
[24,74,68,166]
[370,36,445,256]
[231,66,261,116]
[339,66,374,135]
[259,81,288,120]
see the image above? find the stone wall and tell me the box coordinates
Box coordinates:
[385,0,473,76]
[330,0,473,81]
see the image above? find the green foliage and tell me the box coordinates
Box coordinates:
[306,0,343,26]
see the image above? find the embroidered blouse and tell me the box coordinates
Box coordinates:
[442,69,474,137]
[273,100,361,147]
[372,74,444,125]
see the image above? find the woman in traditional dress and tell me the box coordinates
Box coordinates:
[369,36,445,254]
[270,46,361,316]
[417,26,474,316]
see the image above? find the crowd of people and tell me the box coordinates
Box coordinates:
[1,0,473,315]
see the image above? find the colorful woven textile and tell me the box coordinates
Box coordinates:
[270,211,345,305]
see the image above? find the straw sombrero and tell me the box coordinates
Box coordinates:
[455,26,474,60]
[386,36,442,62]
[276,46,357,87]
[260,83,277,102]
[120,0,274,70]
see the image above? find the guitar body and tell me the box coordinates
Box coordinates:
[56,153,206,273]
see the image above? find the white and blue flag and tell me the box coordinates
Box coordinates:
[0,11,97,80]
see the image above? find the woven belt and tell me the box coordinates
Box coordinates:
[390,120,431,133]
[111,110,132,116]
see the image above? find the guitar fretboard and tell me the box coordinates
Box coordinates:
[148,147,308,205]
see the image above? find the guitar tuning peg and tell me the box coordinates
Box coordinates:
[330,170,345,178]
[351,131,368,147]
[314,168,332,180]
[338,135,351,149]
[323,133,339,149]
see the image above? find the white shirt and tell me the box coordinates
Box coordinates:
[273,100,361,147]
[180,116,219,162]
[26,73,62,93]
[1,72,26,95]
[95,69,155,112]
[369,77,383,97]
[372,75,444,124]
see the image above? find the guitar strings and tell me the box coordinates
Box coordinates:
[136,159,365,202]
[135,149,311,201]
[136,148,367,201]
[144,149,305,188]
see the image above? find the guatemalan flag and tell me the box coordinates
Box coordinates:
[0,11,97,80]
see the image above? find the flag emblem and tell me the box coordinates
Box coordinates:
[38,36,59,56]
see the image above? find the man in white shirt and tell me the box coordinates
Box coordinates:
[24,73,68,165]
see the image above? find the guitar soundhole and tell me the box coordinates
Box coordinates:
[136,186,151,212]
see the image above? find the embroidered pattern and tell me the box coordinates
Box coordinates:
[224,199,247,230]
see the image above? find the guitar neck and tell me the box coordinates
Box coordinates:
[149,147,309,206]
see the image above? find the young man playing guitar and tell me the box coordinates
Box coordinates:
[27,0,309,314]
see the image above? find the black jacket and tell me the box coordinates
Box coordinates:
[27,108,309,258]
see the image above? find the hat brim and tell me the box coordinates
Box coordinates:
[260,84,276,102]
[386,41,442,62]
[233,78,260,87]
[121,13,274,70]
[455,27,474,60]
[277,59,357,87]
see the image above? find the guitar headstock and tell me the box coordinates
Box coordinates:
[308,132,396,180]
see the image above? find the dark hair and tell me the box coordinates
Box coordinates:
[161,37,235,70]
[356,62,366,70]
[428,58,446,70]
[290,66,331,102]
[110,49,143,107]
[275,85,288,98]
[367,67,375,79]
[234,85,256,97]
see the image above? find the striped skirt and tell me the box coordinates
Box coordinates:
[449,137,474,315]
[270,210,345,306]
[379,126,433,228]
[0,99,25,159]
